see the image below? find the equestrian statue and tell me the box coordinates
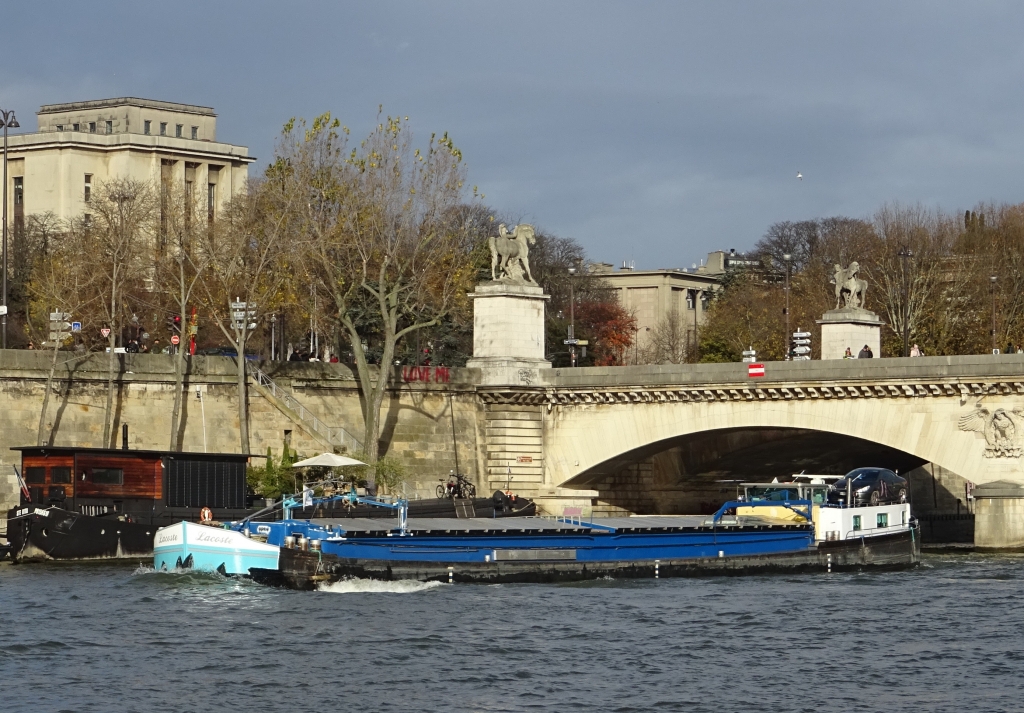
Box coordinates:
[489,223,537,285]
[832,261,868,310]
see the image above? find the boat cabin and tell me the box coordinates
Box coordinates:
[15,446,255,521]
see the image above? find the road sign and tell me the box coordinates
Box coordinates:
[49,312,70,321]
[563,339,579,345]
[0,305,7,316]
[792,329,812,361]
[71,321,82,332]
[100,328,111,338]
[171,334,180,345]
[741,347,757,363]
[577,340,589,346]
[516,455,533,463]
[748,363,765,378]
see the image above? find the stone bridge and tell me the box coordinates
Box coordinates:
[478,356,1024,546]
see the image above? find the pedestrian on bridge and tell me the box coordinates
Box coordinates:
[858,345,873,359]
[910,344,922,357]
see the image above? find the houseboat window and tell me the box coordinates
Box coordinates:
[51,467,72,484]
[91,468,123,485]
[852,515,861,532]
[877,513,888,528]
[25,467,45,484]
[902,511,907,525]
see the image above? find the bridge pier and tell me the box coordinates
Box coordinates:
[973,482,1024,548]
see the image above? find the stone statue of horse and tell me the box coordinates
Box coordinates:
[834,261,868,309]
[488,224,537,284]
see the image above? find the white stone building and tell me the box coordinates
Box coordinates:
[4,97,254,232]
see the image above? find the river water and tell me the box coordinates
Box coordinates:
[1,553,1021,713]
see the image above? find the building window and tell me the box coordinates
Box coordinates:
[51,467,72,484]
[13,177,23,206]
[106,120,113,134]
[175,124,183,138]
[852,515,861,532]
[55,124,64,131]
[90,468,123,485]
[160,122,167,136]
[208,183,216,221]
[83,214,92,230]
[877,513,889,528]
[73,123,80,132]
[25,467,45,484]
[144,120,151,135]
[89,122,96,133]
[191,126,198,140]
[84,174,92,203]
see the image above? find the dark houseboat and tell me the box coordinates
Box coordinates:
[7,443,255,563]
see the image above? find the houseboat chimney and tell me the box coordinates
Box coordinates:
[122,423,129,450]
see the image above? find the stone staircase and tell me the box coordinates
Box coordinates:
[248,363,362,453]
[484,403,544,497]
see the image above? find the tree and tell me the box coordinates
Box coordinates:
[288,112,480,489]
[85,179,157,447]
[194,179,292,454]
[25,220,98,445]
[152,186,211,450]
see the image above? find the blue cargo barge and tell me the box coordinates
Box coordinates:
[154,480,921,588]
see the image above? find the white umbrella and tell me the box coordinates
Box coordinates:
[292,453,367,468]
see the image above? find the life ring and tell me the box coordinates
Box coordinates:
[199,507,213,522]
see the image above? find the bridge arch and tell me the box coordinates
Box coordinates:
[543,396,1009,493]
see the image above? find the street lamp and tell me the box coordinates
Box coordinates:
[783,253,792,359]
[1,108,19,350]
[690,288,702,363]
[897,246,914,357]
[991,274,998,353]
[567,266,576,367]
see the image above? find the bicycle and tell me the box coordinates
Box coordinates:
[436,472,477,500]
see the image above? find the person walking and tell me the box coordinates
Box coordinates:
[844,347,853,359]
[910,344,922,357]
[858,344,873,359]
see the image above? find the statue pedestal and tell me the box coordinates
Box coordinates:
[466,282,551,386]
[817,308,885,359]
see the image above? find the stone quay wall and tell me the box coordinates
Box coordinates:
[0,351,483,520]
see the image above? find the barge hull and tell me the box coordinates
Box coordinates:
[252,530,920,590]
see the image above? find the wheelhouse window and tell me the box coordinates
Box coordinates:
[25,467,45,484]
[852,515,861,532]
[91,468,123,485]
[51,467,71,484]
[877,513,889,528]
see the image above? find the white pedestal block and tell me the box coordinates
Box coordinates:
[466,282,551,386]
[817,308,885,359]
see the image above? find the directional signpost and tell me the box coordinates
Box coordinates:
[741,346,757,363]
[230,300,256,331]
[48,311,72,344]
[792,329,812,361]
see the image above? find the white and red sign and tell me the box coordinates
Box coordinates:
[748,363,765,378]
[100,327,111,338]
[170,334,180,345]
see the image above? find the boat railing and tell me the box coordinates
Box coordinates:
[248,363,362,452]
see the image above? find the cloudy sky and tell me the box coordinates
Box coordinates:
[5,2,1023,268]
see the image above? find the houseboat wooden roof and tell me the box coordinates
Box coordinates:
[12,446,261,460]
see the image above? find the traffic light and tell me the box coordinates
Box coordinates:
[167,314,182,332]
[792,329,812,360]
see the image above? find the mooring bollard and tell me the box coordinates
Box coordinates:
[448,566,454,584]
[655,559,660,579]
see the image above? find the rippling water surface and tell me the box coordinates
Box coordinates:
[2,554,1022,712]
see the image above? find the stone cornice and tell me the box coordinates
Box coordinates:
[478,379,1024,406]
